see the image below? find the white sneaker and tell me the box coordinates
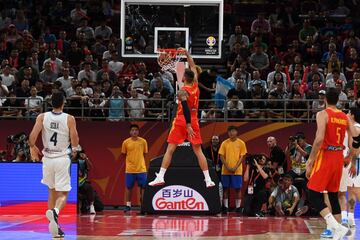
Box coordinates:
[349,218,356,228]
[90,205,96,214]
[333,224,350,240]
[148,173,165,186]
[205,179,215,188]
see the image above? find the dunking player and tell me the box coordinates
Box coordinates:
[29,92,80,238]
[306,88,359,239]
[149,49,215,188]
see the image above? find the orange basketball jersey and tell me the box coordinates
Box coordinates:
[176,83,199,119]
[321,108,348,150]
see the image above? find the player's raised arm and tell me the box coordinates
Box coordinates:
[29,113,44,161]
[68,115,80,151]
[180,48,198,83]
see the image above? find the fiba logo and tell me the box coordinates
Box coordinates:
[206,36,216,48]
[125,36,133,45]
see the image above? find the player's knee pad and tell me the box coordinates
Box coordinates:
[308,190,327,212]
[328,192,341,215]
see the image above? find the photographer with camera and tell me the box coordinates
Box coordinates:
[8,132,30,162]
[243,154,270,217]
[269,174,300,216]
[285,133,312,215]
[76,150,100,215]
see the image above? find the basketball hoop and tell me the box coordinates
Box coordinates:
[157,49,185,73]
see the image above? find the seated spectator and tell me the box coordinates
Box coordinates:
[286,92,308,121]
[250,13,271,38]
[306,79,322,100]
[147,92,167,120]
[243,154,270,217]
[200,102,219,122]
[76,19,94,41]
[228,64,251,88]
[306,64,325,84]
[68,84,89,117]
[344,48,360,77]
[312,90,326,116]
[1,65,15,90]
[269,81,288,99]
[269,174,300,216]
[269,72,288,92]
[25,86,43,118]
[298,19,317,44]
[78,62,97,85]
[228,25,249,51]
[94,19,113,41]
[325,53,342,75]
[246,93,266,119]
[102,80,112,98]
[80,54,99,71]
[249,35,268,53]
[266,92,284,120]
[227,78,248,100]
[335,80,348,109]
[127,89,145,119]
[57,31,71,56]
[1,92,23,118]
[71,3,88,26]
[15,79,31,103]
[66,41,84,70]
[150,77,170,100]
[91,36,107,60]
[150,74,174,95]
[248,71,267,91]
[81,78,94,97]
[326,69,345,88]
[0,78,9,102]
[39,62,58,83]
[225,95,244,120]
[131,70,149,90]
[56,67,73,92]
[88,91,105,120]
[108,51,124,74]
[102,42,117,60]
[43,49,63,75]
[34,80,46,99]
[322,43,343,64]
[249,46,269,72]
[267,63,287,90]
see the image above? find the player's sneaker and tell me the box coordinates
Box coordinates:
[46,209,59,237]
[54,227,65,238]
[90,205,96,214]
[341,218,349,227]
[148,173,165,186]
[333,224,350,240]
[205,179,215,188]
[348,217,356,228]
[320,229,333,238]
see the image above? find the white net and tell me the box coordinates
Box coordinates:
[157,50,184,73]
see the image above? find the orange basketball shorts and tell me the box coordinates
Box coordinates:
[167,116,202,145]
[307,149,344,193]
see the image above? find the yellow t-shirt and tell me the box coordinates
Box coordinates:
[121,137,148,173]
[219,138,247,175]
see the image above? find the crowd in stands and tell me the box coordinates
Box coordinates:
[0,0,359,121]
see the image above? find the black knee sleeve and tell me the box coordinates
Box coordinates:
[328,192,341,215]
[308,189,327,212]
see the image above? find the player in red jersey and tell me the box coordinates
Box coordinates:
[149,49,215,188]
[306,88,359,239]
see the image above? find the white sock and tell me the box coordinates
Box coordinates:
[324,213,339,229]
[349,212,354,220]
[326,224,331,230]
[158,168,167,178]
[54,207,59,215]
[236,199,241,208]
[341,210,348,220]
[126,201,131,207]
[223,199,229,208]
[203,170,211,181]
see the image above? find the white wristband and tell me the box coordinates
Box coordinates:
[72,146,80,152]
